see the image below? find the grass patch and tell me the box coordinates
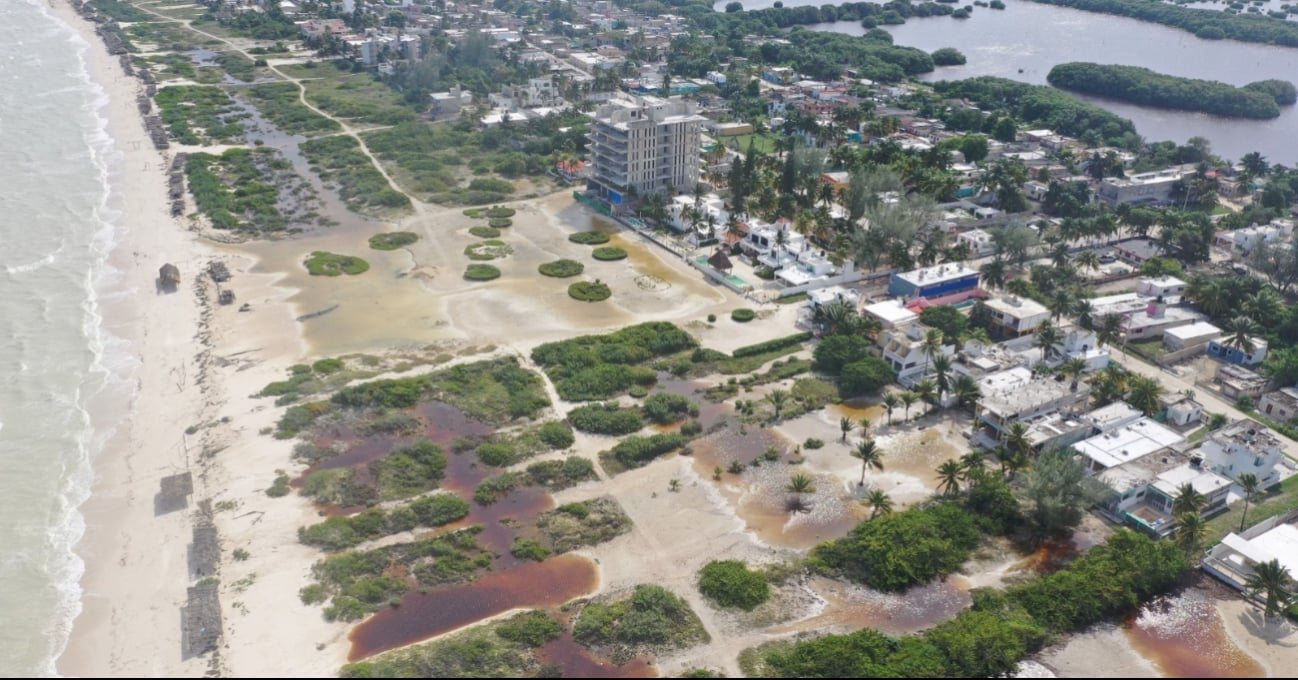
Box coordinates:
[569,231,610,245]
[568,281,612,302]
[539,259,584,278]
[464,240,513,261]
[1203,474,1298,545]
[370,440,449,501]
[568,402,645,436]
[464,264,501,281]
[258,358,378,405]
[266,472,291,498]
[469,226,501,238]
[292,61,419,126]
[340,610,562,678]
[88,0,152,22]
[155,85,245,145]
[510,539,552,562]
[186,147,319,233]
[215,52,257,82]
[304,251,370,276]
[299,135,411,216]
[574,585,710,652]
[731,308,756,322]
[488,217,513,228]
[305,527,491,622]
[530,322,696,401]
[369,231,419,251]
[536,496,633,553]
[698,560,771,612]
[474,456,596,504]
[601,433,687,474]
[592,247,627,261]
[298,493,470,551]
[241,82,341,136]
[486,207,516,218]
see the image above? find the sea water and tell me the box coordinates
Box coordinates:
[0,1,136,675]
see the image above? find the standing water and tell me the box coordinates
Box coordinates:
[0,1,137,675]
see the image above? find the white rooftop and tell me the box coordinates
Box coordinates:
[1122,306,1202,328]
[1084,402,1143,432]
[985,295,1049,320]
[864,299,917,325]
[1221,523,1298,578]
[893,262,978,288]
[1140,275,1187,289]
[1153,464,1232,498]
[1074,417,1185,470]
[1164,321,1222,341]
[1089,293,1150,317]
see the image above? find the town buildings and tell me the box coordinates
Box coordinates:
[586,94,706,205]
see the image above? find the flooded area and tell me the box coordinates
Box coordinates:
[1126,592,1266,678]
[773,575,971,638]
[536,632,656,679]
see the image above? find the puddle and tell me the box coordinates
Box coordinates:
[536,632,656,678]
[1126,592,1265,678]
[773,576,971,637]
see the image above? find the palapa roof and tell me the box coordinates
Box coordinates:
[159,472,193,499]
[181,584,222,658]
[190,523,220,578]
[706,249,733,272]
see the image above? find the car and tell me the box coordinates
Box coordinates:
[1098,252,1117,264]
[1233,265,1249,275]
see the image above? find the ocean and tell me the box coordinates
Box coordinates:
[0,1,137,675]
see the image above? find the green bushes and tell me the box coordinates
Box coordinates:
[464,240,512,261]
[732,332,812,358]
[485,207,516,218]
[569,231,610,245]
[369,441,448,500]
[568,281,611,301]
[610,433,686,469]
[298,494,469,551]
[464,264,501,281]
[155,85,244,146]
[242,82,340,136]
[300,135,411,215]
[574,585,709,649]
[538,259,584,278]
[266,473,291,498]
[731,308,756,322]
[524,456,595,490]
[642,393,698,425]
[186,148,294,233]
[510,539,552,562]
[811,503,979,592]
[305,251,370,276]
[368,231,418,250]
[698,561,770,611]
[1026,0,1298,47]
[591,246,628,261]
[537,496,632,552]
[473,472,521,505]
[531,322,695,401]
[931,47,967,66]
[568,402,645,435]
[934,76,1137,145]
[468,226,501,238]
[488,218,513,228]
[812,335,872,374]
[1047,62,1290,119]
[837,357,897,398]
[340,610,562,678]
[476,442,516,467]
[538,421,575,449]
[325,358,549,425]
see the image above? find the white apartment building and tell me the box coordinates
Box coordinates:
[587,94,705,205]
[984,295,1050,338]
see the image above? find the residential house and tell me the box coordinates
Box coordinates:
[976,367,1091,440]
[1120,303,1203,342]
[1136,275,1188,303]
[887,262,980,300]
[1161,394,1206,428]
[1214,219,1294,255]
[1096,168,1190,207]
[1259,387,1298,423]
[956,228,996,258]
[1208,336,1268,366]
[879,324,956,386]
[984,295,1050,339]
[1163,321,1223,353]
[863,299,918,330]
[1122,462,1233,537]
[429,86,473,117]
[1075,416,1186,475]
[1203,511,1298,592]
[775,248,847,289]
[1198,420,1287,488]
[1090,292,1153,319]
[1113,238,1163,265]
[1216,363,1271,401]
[801,286,861,330]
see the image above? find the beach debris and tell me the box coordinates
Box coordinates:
[144,115,169,150]
[218,290,236,306]
[208,261,231,283]
[238,303,252,312]
[158,263,181,292]
[296,304,340,322]
[190,522,220,579]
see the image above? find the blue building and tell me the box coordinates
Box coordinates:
[887,263,981,300]
[1207,337,1268,366]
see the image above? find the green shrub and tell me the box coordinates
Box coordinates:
[485,206,516,218]
[568,402,645,435]
[368,231,418,250]
[510,538,552,562]
[312,358,345,374]
[304,251,370,276]
[298,494,469,551]
[569,231,610,245]
[707,314,717,323]
[574,585,709,648]
[468,225,501,238]
[732,332,812,358]
[464,264,501,281]
[698,560,770,611]
[473,472,520,504]
[531,322,694,401]
[464,240,512,261]
[525,456,596,490]
[538,421,575,449]
[494,610,562,647]
[811,503,978,592]
[681,419,703,436]
[476,442,516,467]
[731,308,756,322]
[610,433,686,469]
[629,385,649,398]
[642,392,698,425]
[538,259,584,277]
[569,281,612,301]
[488,217,513,228]
[837,357,897,397]
[557,502,590,519]
[592,246,628,261]
[803,438,824,450]
[369,440,449,501]
[813,335,873,374]
[266,472,291,498]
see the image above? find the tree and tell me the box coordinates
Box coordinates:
[1018,451,1104,541]
[1175,512,1206,560]
[990,223,1038,269]
[919,306,968,345]
[1097,313,1123,348]
[787,473,816,494]
[937,459,965,497]
[1264,346,1298,386]
[882,392,900,425]
[1172,482,1207,516]
[1005,422,1033,460]
[724,1,744,11]
[839,416,853,443]
[931,355,953,405]
[1224,316,1260,355]
[852,440,884,486]
[1241,151,1270,180]
[813,334,871,374]
[981,159,1030,212]
[859,418,872,439]
[838,358,896,398]
[900,391,918,421]
[914,378,937,408]
[1034,320,1063,360]
[1125,375,1166,417]
[958,134,989,163]
[980,257,1008,290]
[1074,249,1101,276]
[1059,357,1088,390]
[767,389,789,421]
[1237,473,1263,532]
[922,328,946,376]
[953,374,981,413]
[1244,558,1296,617]
[992,116,1017,143]
[865,489,893,519]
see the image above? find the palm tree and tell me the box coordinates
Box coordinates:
[937,459,964,497]
[1244,558,1295,617]
[852,439,884,486]
[931,354,953,404]
[1172,482,1208,517]
[960,451,987,479]
[859,417,872,439]
[1245,289,1284,329]
[865,489,893,519]
[1240,151,1270,180]
[1005,422,1033,459]
[1047,289,1073,322]
[1175,512,1206,559]
[953,374,980,413]
[1059,357,1088,390]
[839,416,853,443]
[1096,313,1123,348]
[914,378,937,410]
[980,257,1008,290]
[1034,319,1063,360]
[1126,374,1166,417]
[899,391,919,421]
[922,328,945,376]
[1223,316,1260,356]
[882,393,900,425]
[786,473,816,494]
[1073,298,1096,331]
[1074,250,1101,276]
[1238,472,1263,532]
[1000,449,1029,480]
[1006,277,1033,298]
[767,389,789,421]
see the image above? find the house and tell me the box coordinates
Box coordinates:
[976,367,1091,440]
[1090,292,1153,319]
[1215,363,1270,401]
[668,193,728,235]
[1096,168,1190,207]
[983,295,1050,338]
[429,86,473,117]
[863,299,918,330]
[1136,275,1187,303]
[1120,303,1203,341]
[1214,219,1294,254]
[1202,511,1298,592]
[1259,387,1298,423]
[1113,238,1163,265]
[1094,452,1190,532]
[775,249,846,288]
[1208,336,1268,366]
[1083,401,1144,433]
[1075,417,1185,473]
[1198,419,1287,488]
[1123,462,1233,537]
[887,262,980,300]
[1161,393,1205,428]
[956,228,996,258]
[879,324,956,386]
[1163,321,1222,353]
[801,286,860,331]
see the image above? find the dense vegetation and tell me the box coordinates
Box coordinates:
[931,47,967,66]
[1047,63,1292,119]
[811,503,980,592]
[299,135,412,215]
[155,85,244,145]
[298,494,469,551]
[568,231,610,245]
[698,560,771,611]
[368,231,418,251]
[608,433,688,470]
[933,76,1137,145]
[574,585,710,649]
[731,332,812,359]
[186,148,299,233]
[531,322,695,401]
[304,251,370,276]
[473,456,596,503]
[642,392,698,425]
[748,530,1187,678]
[538,259,584,278]
[536,497,633,553]
[1026,0,1298,46]
[568,280,612,301]
[463,264,501,281]
[568,402,645,436]
[242,83,341,136]
[340,610,563,678]
[591,247,628,261]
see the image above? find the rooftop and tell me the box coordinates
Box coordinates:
[1098,450,1186,494]
[1122,306,1202,328]
[863,299,918,326]
[984,295,1049,320]
[980,369,1088,418]
[1083,402,1143,432]
[1210,419,1283,452]
[893,262,978,288]
[1164,321,1223,341]
[1153,463,1233,498]
[1220,523,1298,578]
[1074,417,1185,470]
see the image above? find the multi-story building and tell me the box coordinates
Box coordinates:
[586,94,705,206]
[887,262,980,300]
[983,295,1050,338]
[1198,419,1287,488]
[1096,168,1190,207]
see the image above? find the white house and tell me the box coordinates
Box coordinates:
[1121,303,1203,341]
[1198,420,1287,488]
[1163,321,1223,352]
[863,299,918,330]
[1203,513,1298,592]
[1136,275,1187,303]
[1215,219,1294,254]
[984,295,1050,338]
[1074,417,1185,474]
[956,228,996,258]
[880,324,955,386]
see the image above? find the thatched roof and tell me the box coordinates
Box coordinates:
[159,263,180,283]
[181,584,222,658]
[190,523,220,579]
[707,249,733,272]
[160,472,193,499]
